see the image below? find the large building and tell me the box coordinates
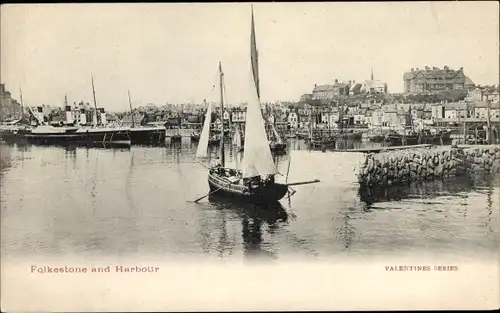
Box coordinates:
[311,79,349,104]
[403,66,475,94]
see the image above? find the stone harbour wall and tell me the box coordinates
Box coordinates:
[357,145,500,187]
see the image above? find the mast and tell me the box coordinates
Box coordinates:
[128,89,135,128]
[91,74,99,126]
[19,87,24,122]
[219,61,225,167]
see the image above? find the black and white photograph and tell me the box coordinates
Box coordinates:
[1,2,499,311]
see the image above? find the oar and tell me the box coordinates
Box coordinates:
[190,187,223,203]
[286,179,320,187]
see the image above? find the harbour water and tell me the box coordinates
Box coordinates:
[1,139,498,261]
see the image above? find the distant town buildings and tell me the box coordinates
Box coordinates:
[360,69,387,94]
[465,87,500,104]
[1,83,22,121]
[403,66,475,94]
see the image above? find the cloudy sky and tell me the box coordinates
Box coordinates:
[1,2,498,111]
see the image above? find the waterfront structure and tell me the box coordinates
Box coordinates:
[403,66,475,94]
[231,107,246,125]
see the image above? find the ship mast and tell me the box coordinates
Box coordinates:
[91,74,99,126]
[128,89,135,128]
[219,61,225,167]
[19,87,24,122]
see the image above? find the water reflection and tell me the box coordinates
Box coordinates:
[208,195,288,259]
[358,176,477,205]
[1,140,498,260]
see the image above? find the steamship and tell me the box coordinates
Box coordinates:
[25,105,131,147]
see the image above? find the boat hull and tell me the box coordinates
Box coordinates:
[385,131,452,146]
[191,135,200,142]
[25,128,131,146]
[269,142,287,154]
[169,134,182,141]
[130,127,166,144]
[207,169,288,204]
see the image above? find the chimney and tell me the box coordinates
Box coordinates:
[65,105,73,124]
[335,79,338,84]
[80,110,87,125]
[99,108,107,125]
[411,68,414,72]
[460,67,463,72]
[416,68,419,71]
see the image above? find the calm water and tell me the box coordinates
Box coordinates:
[1,139,498,261]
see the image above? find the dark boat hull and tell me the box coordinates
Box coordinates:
[385,131,452,146]
[130,127,166,144]
[169,135,182,141]
[0,130,29,142]
[207,169,288,204]
[191,135,200,142]
[308,138,336,147]
[25,129,131,146]
[269,142,287,154]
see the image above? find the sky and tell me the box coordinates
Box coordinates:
[1,2,499,111]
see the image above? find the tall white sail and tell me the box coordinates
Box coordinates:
[241,7,279,178]
[195,101,213,158]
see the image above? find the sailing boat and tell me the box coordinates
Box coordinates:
[307,104,335,148]
[194,8,319,204]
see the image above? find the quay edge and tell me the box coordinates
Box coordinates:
[357,144,500,188]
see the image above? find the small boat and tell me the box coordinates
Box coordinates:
[0,123,30,142]
[169,131,182,142]
[309,136,336,148]
[269,141,287,154]
[208,134,221,145]
[191,131,200,142]
[126,90,166,144]
[194,9,319,204]
[385,129,452,146]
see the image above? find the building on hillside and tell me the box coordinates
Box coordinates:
[349,80,362,96]
[311,79,349,103]
[360,69,387,94]
[485,91,500,104]
[300,94,313,102]
[403,66,475,93]
[443,103,468,119]
[474,101,500,120]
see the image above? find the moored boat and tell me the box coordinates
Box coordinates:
[129,126,166,144]
[25,125,131,145]
[193,8,319,205]
[385,129,452,146]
